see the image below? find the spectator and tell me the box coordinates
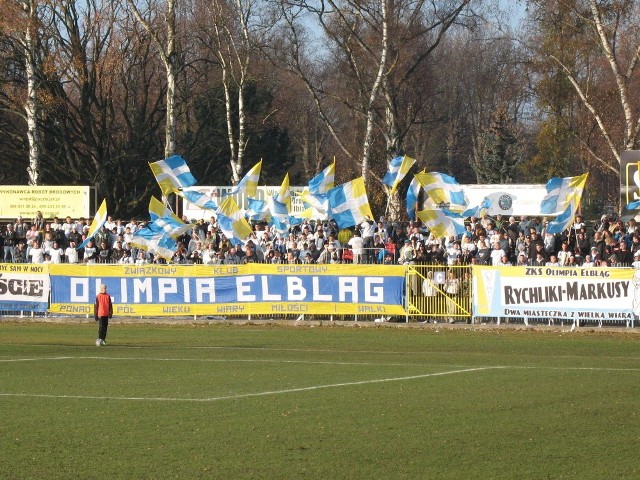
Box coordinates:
[413,243,427,264]
[135,251,148,265]
[490,242,506,266]
[110,241,126,263]
[398,239,415,265]
[49,241,64,263]
[189,250,203,264]
[62,216,75,238]
[475,240,491,265]
[557,242,572,266]
[84,240,98,264]
[446,242,462,266]
[527,232,544,260]
[29,241,45,264]
[2,223,16,262]
[531,243,547,263]
[499,254,512,266]
[97,240,112,263]
[33,211,45,231]
[13,243,27,263]
[617,241,632,266]
[224,247,241,265]
[14,218,28,244]
[119,250,133,264]
[348,231,365,264]
[516,253,528,266]
[545,255,560,267]
[285,250,301,264]
[25,225,41,254]
[360,217,375,263]
[444,270,460,323]
[213,251,226,265]
[65,241,79,264]
[421,270,438,319]
[532,252,546,266]
[202,244,217,265]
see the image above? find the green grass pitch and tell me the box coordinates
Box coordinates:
[1,322,640,479]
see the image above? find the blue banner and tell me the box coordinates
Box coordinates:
[48,264,406,316]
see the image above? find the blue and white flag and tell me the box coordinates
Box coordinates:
[417,209,466,239]
[149,155,197,196]
[462,197,491,218]
[152,215,192,239]
[216,197,253,245]
[148,196,182,224]
[227,161,262,198]
[406,176,421,221]
[299,190,329,215]
[308,160,335,194]
[415,172,468,214]
[246,198,269,221]
[179,189,217,211]
[627,200,640,211]
[130,226,178,260]
[274,173,291,212]
[269,216,290,235]
[540,173,589,215]
[382,155,415,195]
[270,197,290,222]
[544,174,588,234]
[327,177,374,229]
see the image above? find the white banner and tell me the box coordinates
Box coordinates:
[181,186,326,221]
[463,184,549,217]
[0,264,50,312]
[472,265,637,322]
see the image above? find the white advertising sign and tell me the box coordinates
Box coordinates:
[463,184,549,217]
[472,265,637,322]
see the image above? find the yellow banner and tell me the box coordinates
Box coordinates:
[48,264,406,317]
[0,186,90,219]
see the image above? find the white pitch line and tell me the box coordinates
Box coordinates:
[0,366,500,402]
[0,356,441,368]
[4,357,640,373]
[5,343,640,362]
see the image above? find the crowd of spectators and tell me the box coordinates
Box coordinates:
[0,210,637,268]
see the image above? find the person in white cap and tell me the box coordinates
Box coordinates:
[632,251,640,269]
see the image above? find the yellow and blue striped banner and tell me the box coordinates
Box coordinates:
[49,264,406,316]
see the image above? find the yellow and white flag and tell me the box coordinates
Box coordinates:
[216,197,253,243]
[228,160,262,198]
[77,199,107,249]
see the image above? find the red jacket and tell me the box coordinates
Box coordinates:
[94,292,113,318]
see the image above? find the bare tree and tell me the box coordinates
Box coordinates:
[527,0,640,174]
[124,0,179,158]
[271,0,472,219]
[0,0,48,185]
[190,0,271,185]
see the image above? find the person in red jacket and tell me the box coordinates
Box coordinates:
[94,284,113,346]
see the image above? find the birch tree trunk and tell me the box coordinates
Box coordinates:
[210,0,252,185]
[589,0,640,156]
[126,0,178,158]
[360,0,388,183]
[531,0,640,172]
[23,0,41,185]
